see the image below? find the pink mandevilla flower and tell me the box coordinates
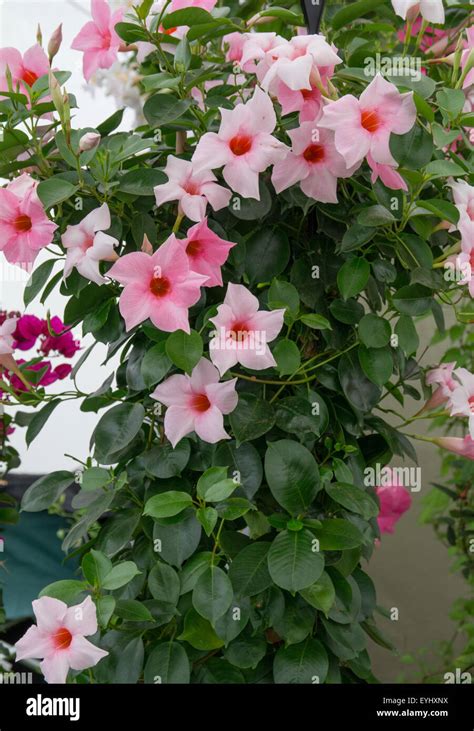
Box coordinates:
[154,156,231,223]
[391,0,445,24]
[177,219,236,287]
[367,153,408,191]
[0,173,57,266]
[447,367,474,439]
[152,357,238,447]
[191,87,288,200]
[209,283,285,375]
[71,0,124,82]
[15,595,108,684]
[424,362,456,410]
[40,316,81,358]
[0,44,49,95]
[108,235,208,333]
[376,470,412,535]
[272,120,357,203]
[450,179,474,244]
[433,435,474,460]
[319,73,416,168]
[62,203,119,285]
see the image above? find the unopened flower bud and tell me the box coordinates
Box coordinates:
[48,24,63,62]
[36,24,43,46]
[141,235,153,255]
[79,132,101,152]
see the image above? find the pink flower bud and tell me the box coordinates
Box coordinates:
[48,24,63,61]
[79,132,101,152]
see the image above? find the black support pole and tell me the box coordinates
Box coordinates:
[300,0,326,34]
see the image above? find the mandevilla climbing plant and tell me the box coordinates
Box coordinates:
[1,0,474,684]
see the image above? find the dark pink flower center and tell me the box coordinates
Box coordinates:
[150,276,171,297]
[13,215,32,232]
[470,250,474,269]
[467,201,474,221]
[301,89,314,100]
[303,144,325,163]
[53,627,73,650]
[186,239,202,257]
[230,320,250,341]
[361,109,381,133]
[191,393,211,412]
[183,180,200,195]
[100,31,112,50]
[21,68,38,86]
[229,134,252,156]
[469,395,474,413]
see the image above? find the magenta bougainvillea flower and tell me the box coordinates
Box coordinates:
[152,357,238,446]
[209,283,285,375]
[13,314,44,351]
[0,174,57,266]
[62,203,119,285]
[391,0,445,24]
[15,596,108,684]
[0,44,49,94]
[272,121,356,203]
[192,87,288,200]
[154,156,231,222]
[177,219,236,287]
[71,0,124,81]
[40,317,81,358]
[10,359,72,391]
[319,74,416,168]
[376,471,412,535]
[367,153,408,191]
[108,236,208,332]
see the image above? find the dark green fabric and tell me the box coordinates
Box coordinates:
[1,512,78,620]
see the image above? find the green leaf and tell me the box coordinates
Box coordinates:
[424,159,465,178]
[101,561,141,590]
[417,199,459,225]
[144,642,190,684]
[153,509,201,567]
[96,596,116,628]
[178,607,225,650]
[396,233,433,270]
[140,440,190,478]
[24,259,56,307]
[143,94,191,126]
[82,549,112,587]
[358,345,393,386]
[224,635,267,669]
[197,467,237,502]
[180,552,216,595]
[325,482,379,520]
[339,224,375,253]
[357,205,395,227]
[118,168,166,196]
[196,506,218,536]
[245,229,290,285]
[273,339,301,376]
[436,88,465,120]
[300,571,336,616]
[21,470,74,512]
[332,0,384,29]
[192,565,233,624]
[268,279,300,316]
[337,257,370,300]
[115,599,154,622]
[338,351,381,413]
[213,441,263,500]
[274,397,323,438]
[162,7,214,28]
[309,519,364,550]
[114,22,149,43]
[265,440,320,515]
[273,638,328,684]
[148,562,180,604]
[395,315,419,356]
[299,314,331,330]
[165,330,202,373]
[38,580,86,603]
[93,403,145,464]
[390,126,433,170]
[358,314,391,348]
[144,491,193,519]
[229,394,275,446]
[393,284,432,315]
[81,467,110,492]
[267,529,324,592]
[37,177,78,208]
[228,542,272,597]
[26,400,61,446]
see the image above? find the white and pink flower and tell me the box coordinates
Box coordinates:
[272,120,357,203]
[15,595,108,684]
[152,357,237,447]
[154,156,231,222]
[209,283,285,375]
[319,74,416,168]
[71,0,124,82]
[62,203,119,285]
[447,367,474,439]
[0,44,49,95]
[108,235,207,332]
[391,0,445,25]
[192,87,288,200]
[425,362,457,410]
